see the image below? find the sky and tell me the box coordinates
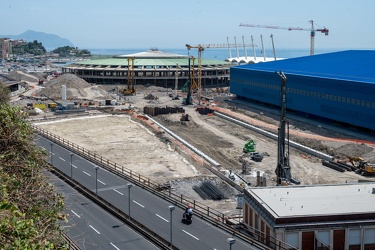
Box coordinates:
[2,0,375,51]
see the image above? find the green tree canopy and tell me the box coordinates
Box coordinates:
[52,46,91,57]
[0,87,66,249]
[0,83,10,104]
[12,40,47,55]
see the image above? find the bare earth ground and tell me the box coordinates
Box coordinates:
[12,72,375,215]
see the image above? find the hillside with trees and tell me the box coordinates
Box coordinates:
[0,83,66,249]
[52,46,91,57]
[12,40,47,55]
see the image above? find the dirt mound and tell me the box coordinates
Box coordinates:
[36,73,111,100]
[333,143,374,161]
[8,70,39,82]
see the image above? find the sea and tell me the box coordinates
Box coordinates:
[87,47,349,61]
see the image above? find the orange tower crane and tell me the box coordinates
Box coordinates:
[240,20,329,55]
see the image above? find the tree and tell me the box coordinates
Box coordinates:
[0,88,66,249]
[0,83,10,104]
[52,46,91,57]
[12,40,46,56]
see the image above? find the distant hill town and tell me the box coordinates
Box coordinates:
[1,30,74,50]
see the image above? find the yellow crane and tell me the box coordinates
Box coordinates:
[185,44,204,105]
[124,57,136,95]
[185,40,256,105]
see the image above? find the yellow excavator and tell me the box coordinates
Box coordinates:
[349,156,375,176]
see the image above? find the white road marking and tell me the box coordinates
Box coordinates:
[156,214,169,222]
[133,200,144,208]
[183,230,199,240]
[72,164,78,169]
[83,171,91,176]
[98,185,127,192]
[71,210,80,218]
[110,242,120,250]
[59,157,65,161]
[113,189,124,195]
[89,225,100,234]
[98,179,106,185]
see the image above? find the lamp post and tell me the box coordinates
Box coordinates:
[70,153,74,178]
[127,183,133,219]
[168,205,175,247]
[226,237,236,250]
[95,167,99,195]
[50,143,53,166]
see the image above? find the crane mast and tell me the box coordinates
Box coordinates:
[240,20,329,55]
[186,44,204,105]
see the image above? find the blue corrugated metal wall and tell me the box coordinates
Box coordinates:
[230,66,375,131]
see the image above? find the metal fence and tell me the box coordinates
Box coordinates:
[33,124,293,249]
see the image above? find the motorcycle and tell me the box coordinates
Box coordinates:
[182,211,193,224]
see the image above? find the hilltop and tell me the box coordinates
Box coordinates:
[1,30,74,50]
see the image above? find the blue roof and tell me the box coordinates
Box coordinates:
[233,50,375,84]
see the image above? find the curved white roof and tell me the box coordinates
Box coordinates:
[115,49,188,59]
[226,56,284,64]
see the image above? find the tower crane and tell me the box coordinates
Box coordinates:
[185,40,256,105]
[240,20,329,55]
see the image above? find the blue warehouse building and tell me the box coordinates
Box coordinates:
[230,50,375,132]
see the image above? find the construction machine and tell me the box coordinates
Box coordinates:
[180,113,189,122]
[124,57,136,95]
[349,157,375,176]
[40,94,65,110]
[243,139,256,153]
[275,71,300,186]
[240,20,329,55]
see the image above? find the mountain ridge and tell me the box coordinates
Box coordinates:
[1,30,74,50]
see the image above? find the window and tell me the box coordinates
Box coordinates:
[285,232,299,249]
[348,228,361,249]
[316,231,330,250]
[364,228,375,247]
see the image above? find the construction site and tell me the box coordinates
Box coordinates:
[7,65,374,218]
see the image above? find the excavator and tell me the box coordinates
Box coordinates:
[243,140,256,153]
[348,156,375,176]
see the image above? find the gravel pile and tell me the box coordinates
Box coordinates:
[36,73,111,100]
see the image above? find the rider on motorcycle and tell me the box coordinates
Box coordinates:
[183,205,193,222]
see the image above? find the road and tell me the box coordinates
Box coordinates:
[46,171,159,249]
[38,136,260,250]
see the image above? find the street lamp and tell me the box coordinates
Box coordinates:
[70,153,74,178]
[168,205,175,247]
[95,167,99,195]
[226,237,236,250]
[127,183,134,219]
[50,143,53,166]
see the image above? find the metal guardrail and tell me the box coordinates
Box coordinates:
[32,125,228,220]
[33,124,284,249]
[62,233,80,250]
[50,164,177,249]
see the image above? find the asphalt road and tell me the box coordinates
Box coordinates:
[46,171,159,249]
[37,135,260,250]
